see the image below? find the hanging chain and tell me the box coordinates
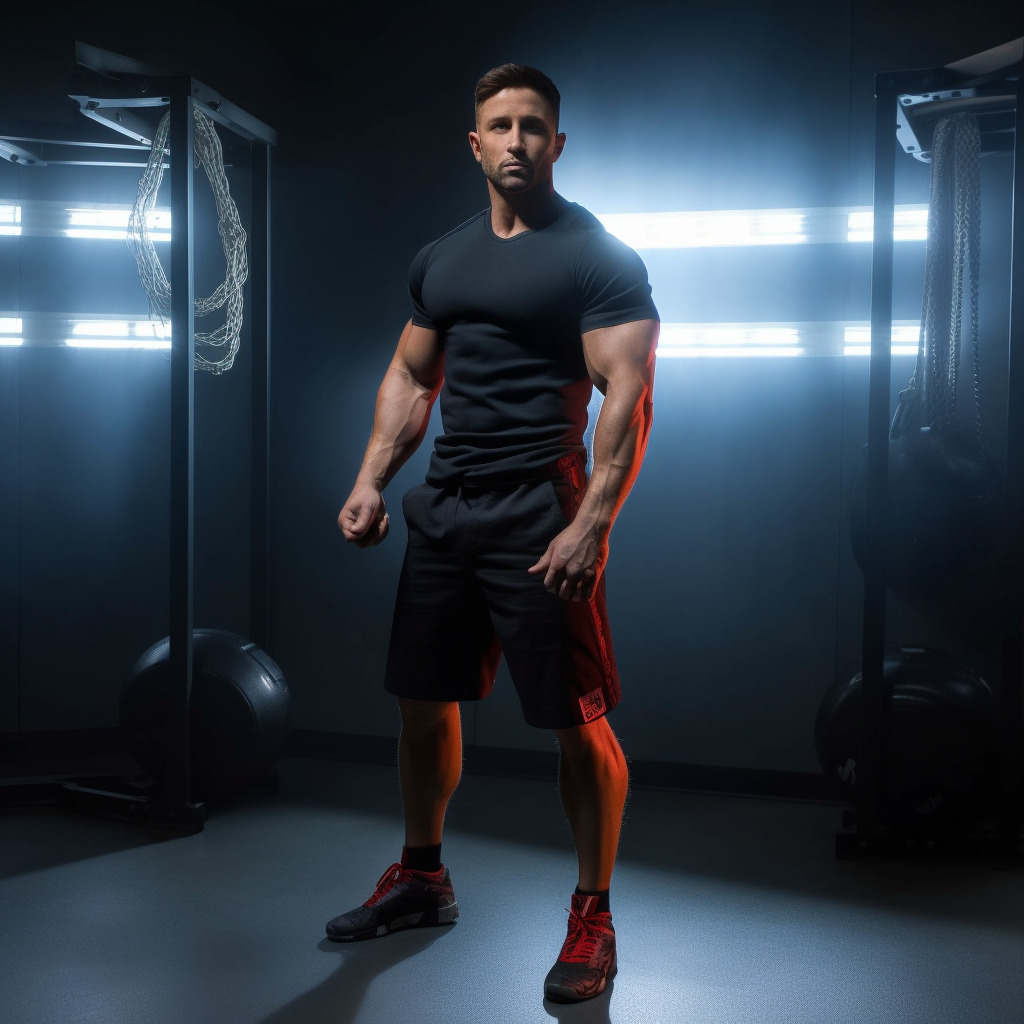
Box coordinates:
[908,112,982,447]
[126,108,249,374]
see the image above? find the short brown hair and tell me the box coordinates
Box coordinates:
[474,64,561,127]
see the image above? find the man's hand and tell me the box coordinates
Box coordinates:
[527,520,605,602]
[338,485,390,548]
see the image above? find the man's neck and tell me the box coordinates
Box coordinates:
[488,184,564,238]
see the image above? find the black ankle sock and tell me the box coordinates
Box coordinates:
[575,886,610,914]
[402,843,442,872]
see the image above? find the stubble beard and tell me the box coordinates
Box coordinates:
[484,160,533,194]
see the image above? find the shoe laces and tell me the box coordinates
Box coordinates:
[364,862,443,907]
[559,904,611,963]
[364,863,404,907]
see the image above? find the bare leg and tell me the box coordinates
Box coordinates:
[397,697,463,847]
[554,716,629,891]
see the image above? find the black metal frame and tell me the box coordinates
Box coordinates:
[0,43,276,832]
[843,38,1024,859]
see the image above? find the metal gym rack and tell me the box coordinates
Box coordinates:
[0,41,277,832]
[848,37,1024,859]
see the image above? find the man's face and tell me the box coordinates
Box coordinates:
[469,87,565,194]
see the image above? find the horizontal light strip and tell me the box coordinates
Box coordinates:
[66,319,170,349]
[2,199,928,247]
[64,338,170,349]
[847,208,929,243]
[596,205,928,249]
[658,321,920,358]
[3,311,169,349]
[7,312,922,356]
[843,322,921,357]
[600,209,809,248]
[0,203,21,236]
[659,323,804,357]
[66,205,171,242]
[0,316,23,345]
[0,199,170,241]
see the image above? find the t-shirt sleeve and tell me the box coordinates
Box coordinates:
[577,231,660,333]
[408,244,435,329]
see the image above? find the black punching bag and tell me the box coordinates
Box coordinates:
[849,418,1006,621]
[815,646,1000,829]
[121,629,291,798]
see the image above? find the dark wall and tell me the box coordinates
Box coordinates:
[1,1,1021,776]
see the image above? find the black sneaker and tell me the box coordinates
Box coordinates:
[543,893,617,1003]
[325,862,458,941]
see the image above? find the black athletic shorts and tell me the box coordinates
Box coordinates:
[383,453,620,729]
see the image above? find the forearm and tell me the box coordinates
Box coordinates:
[356,364,439,491]
[577,380,653,534]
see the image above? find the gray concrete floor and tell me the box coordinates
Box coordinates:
[2,756,1024,1024]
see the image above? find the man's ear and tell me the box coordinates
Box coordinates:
[553,131,567,161]
[468,130,482,162]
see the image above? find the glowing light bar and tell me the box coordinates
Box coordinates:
[0,203,21,237]
[846,206,929,242]
[0,317,24,345]
[64,206,171,241]
[596,204,929,249]
[843,321,920,357]
[0,312,175,349]
[0,199,171,240]
[597,209,808,248]
[658,321,921,358]
[65,319,170,349]
[658,323,804,357]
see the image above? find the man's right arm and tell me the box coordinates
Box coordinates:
[338,320,444,547]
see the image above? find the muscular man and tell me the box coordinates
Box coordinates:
[330,62,659,1004]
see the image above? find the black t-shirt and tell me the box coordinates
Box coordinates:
[409,196,659,486]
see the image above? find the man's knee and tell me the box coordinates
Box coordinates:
[399,697,461,735]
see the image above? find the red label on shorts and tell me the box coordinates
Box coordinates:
[579,688,607,722]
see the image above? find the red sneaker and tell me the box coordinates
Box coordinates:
[326,862,458,941]
[543,893,617,1002]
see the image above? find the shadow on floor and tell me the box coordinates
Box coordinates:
[0,801,180,879]
[257,926,455,1024]
[256,922,616,1024]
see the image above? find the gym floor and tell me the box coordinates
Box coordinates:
[2,755,1023,1024]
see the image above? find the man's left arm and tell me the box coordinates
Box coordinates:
[528,318,659,601]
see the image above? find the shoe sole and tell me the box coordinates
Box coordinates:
[543,954,617,1003]
[326,903,459,942]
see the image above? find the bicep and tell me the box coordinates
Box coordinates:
[582,319,659,395]
[392,320,444,392]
